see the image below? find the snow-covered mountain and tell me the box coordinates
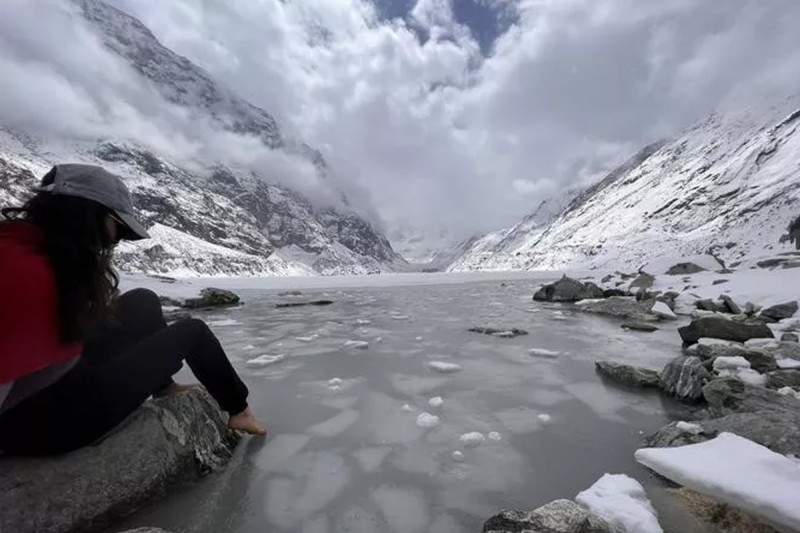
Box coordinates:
[450,95,800,272]
[0,0,403,277]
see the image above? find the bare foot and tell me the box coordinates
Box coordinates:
[154,382,198,398]
[229,408,268,436]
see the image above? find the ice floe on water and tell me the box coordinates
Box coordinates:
[391,314,411,320]
[426,361,462,373]
[416,412,440,428]
[391,374,451,395]
[352,446,391,473]
[372,486,429,533]
[528,347,561,358]
[402,404,413,412]
[355,318,372,325]
[428,396,444,407]
[459,432,486,447]
[208,318,240,326]
[487,431,502,441]
[343,340,369,349]
[245,354,286,367]
[451,450,465,462]
[296,334,319,342]
[537,413,553,423]
[576,473,663,533]
[307,410,360,437]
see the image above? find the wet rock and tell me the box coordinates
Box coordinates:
[678,316,774,344]
[761,341,800,361]
[695,339,746,360]
[743,302,761,316]
[761,301,798,320]
[739,350,778,373]
[621,322,659,332]
[765,370,800,389]
[712,279,729,285]
[275,300,335,308]
[602,288,628,298]
[533,276,605,302]
[0,389,238,533]
[181,288,240,309]
[702,376,800,417]
[629,272,656,289]
[666,262,707,275]
[483,499,622,533]
[757,258,788,269]
[695,299,726,313]
[720,295,742,315]
[659,357,711,402]
[576,297,657,322]
[601,274,614,284]
[782,333,799,343]
[468,327,529,338]
[595,361,660,388]
[668,488,780,533]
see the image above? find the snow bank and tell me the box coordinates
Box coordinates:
[575,473,663,533]
[635,433,800,532]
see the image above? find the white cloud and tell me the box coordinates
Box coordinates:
[4,0,800,237]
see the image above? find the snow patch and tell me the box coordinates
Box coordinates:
[575,473,663,533]
[777,358,800,369]
[675,421,704,435]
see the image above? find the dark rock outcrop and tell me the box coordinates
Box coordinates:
[0,389,238,533]
[533,276,604,302]
[678,316,774,344]
[595,361,660,388]
[275,300,335,308]
[782,332,799,343]
[720,295,742,315]
[182,288,241,309]
[666,262,706,275]
[483,499,622,533]
[659,357,711,401]
[760,301,798,321]
[576,297,658,322]
[621,322,659,332]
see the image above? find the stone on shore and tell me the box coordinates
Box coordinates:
[483,499,622,533]
[0,389,238,533]
[595,361,660,388]
[181,287,240,309]
[765,370,800,389]
[760,301,798,321]
[533,276,604,302]
[678,316,774,344]
[468,327,529,338]
[576,297,658,322]
[659,357,711,401]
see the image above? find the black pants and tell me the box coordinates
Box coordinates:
[0,289,248,456]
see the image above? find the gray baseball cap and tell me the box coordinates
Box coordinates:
[38,164,150,240]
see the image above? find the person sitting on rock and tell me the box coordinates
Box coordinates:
[0,164,266,456]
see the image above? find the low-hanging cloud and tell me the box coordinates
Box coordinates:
[4,0,800,238]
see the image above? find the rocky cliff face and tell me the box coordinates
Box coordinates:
[450,95,800,272]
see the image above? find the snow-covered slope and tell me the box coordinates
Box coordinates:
[0,0,403,276]
[450,96,800,272]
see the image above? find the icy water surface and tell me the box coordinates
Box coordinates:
[115,277,694,533]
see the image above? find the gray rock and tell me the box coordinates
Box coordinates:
[695,299,726,313]
[0,389,238,533]
[602,288,628,298]
[595,361,660,388]
[181,288,241,309]
[678,316,774,344]
[761,301,799,320]
[629,272,656,289]
[694,342,776,372]
[666,262,707,275]
[720,295,742,315]
[782,332,799,343]
[659,357,711,402]
[576,297,658,322]
[621,322,659,332]
[712,279,729,285]
[766,370,800,389]
[275,300,335,308]
[743,302,761,316]
[702,376,800,417]
[533,276,605,302]
[469,327,529,338]
[483,499,622,533]
[761,341,800,361]
[739,349,778,373]
[695,341,746,360]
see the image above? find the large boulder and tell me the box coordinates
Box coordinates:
[576,297,658,322]
[533,276,604,302]
[760,301,798,321]
[702,376,800,417]
[483,499,622,533]
[765,370,800,389]
[595,361,660,388]
[678,316,774,344]
[659,357,711,401]
[0,389,238,533]
[666,262,706,275]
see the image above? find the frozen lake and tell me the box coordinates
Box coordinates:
[114,275,696,533]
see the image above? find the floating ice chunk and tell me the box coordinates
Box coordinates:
[713,356,751,370]
[242,344,256,350]
[777,358,800,369]
[344,340,369,350]
[537,413,553,423]
[255,434,310,472]
[391,314,411,320]
[575,473,663,533]
[416,412,440,428]
[651,301,677,320]
[391,375,450,395]
[296,335,319,342]
[402,404,413,412]
[329,385,341,392]
[328,378,343,386]
[415,336,424,341]
[355,319,372,325]
[459,432,486,447]
[375,336,383,343]
[246,354,286,367]
[451,450,465,462]
[428,396,444,408]
[372,485,429,533]
[208,318,239,326]
[528,348,560,358]
[778,386,800,400]
[488,431,502,441]
[676,421,703,435]
[307,410,360,437]
[427,361,462,373]
[635,432,800,532]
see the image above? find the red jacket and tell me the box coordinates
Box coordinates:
[0,222,82,383]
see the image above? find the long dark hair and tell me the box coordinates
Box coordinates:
[2,192,119,343]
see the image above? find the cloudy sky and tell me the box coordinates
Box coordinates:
[3,0,800,238]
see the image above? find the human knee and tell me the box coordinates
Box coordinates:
[118,288,161,313]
